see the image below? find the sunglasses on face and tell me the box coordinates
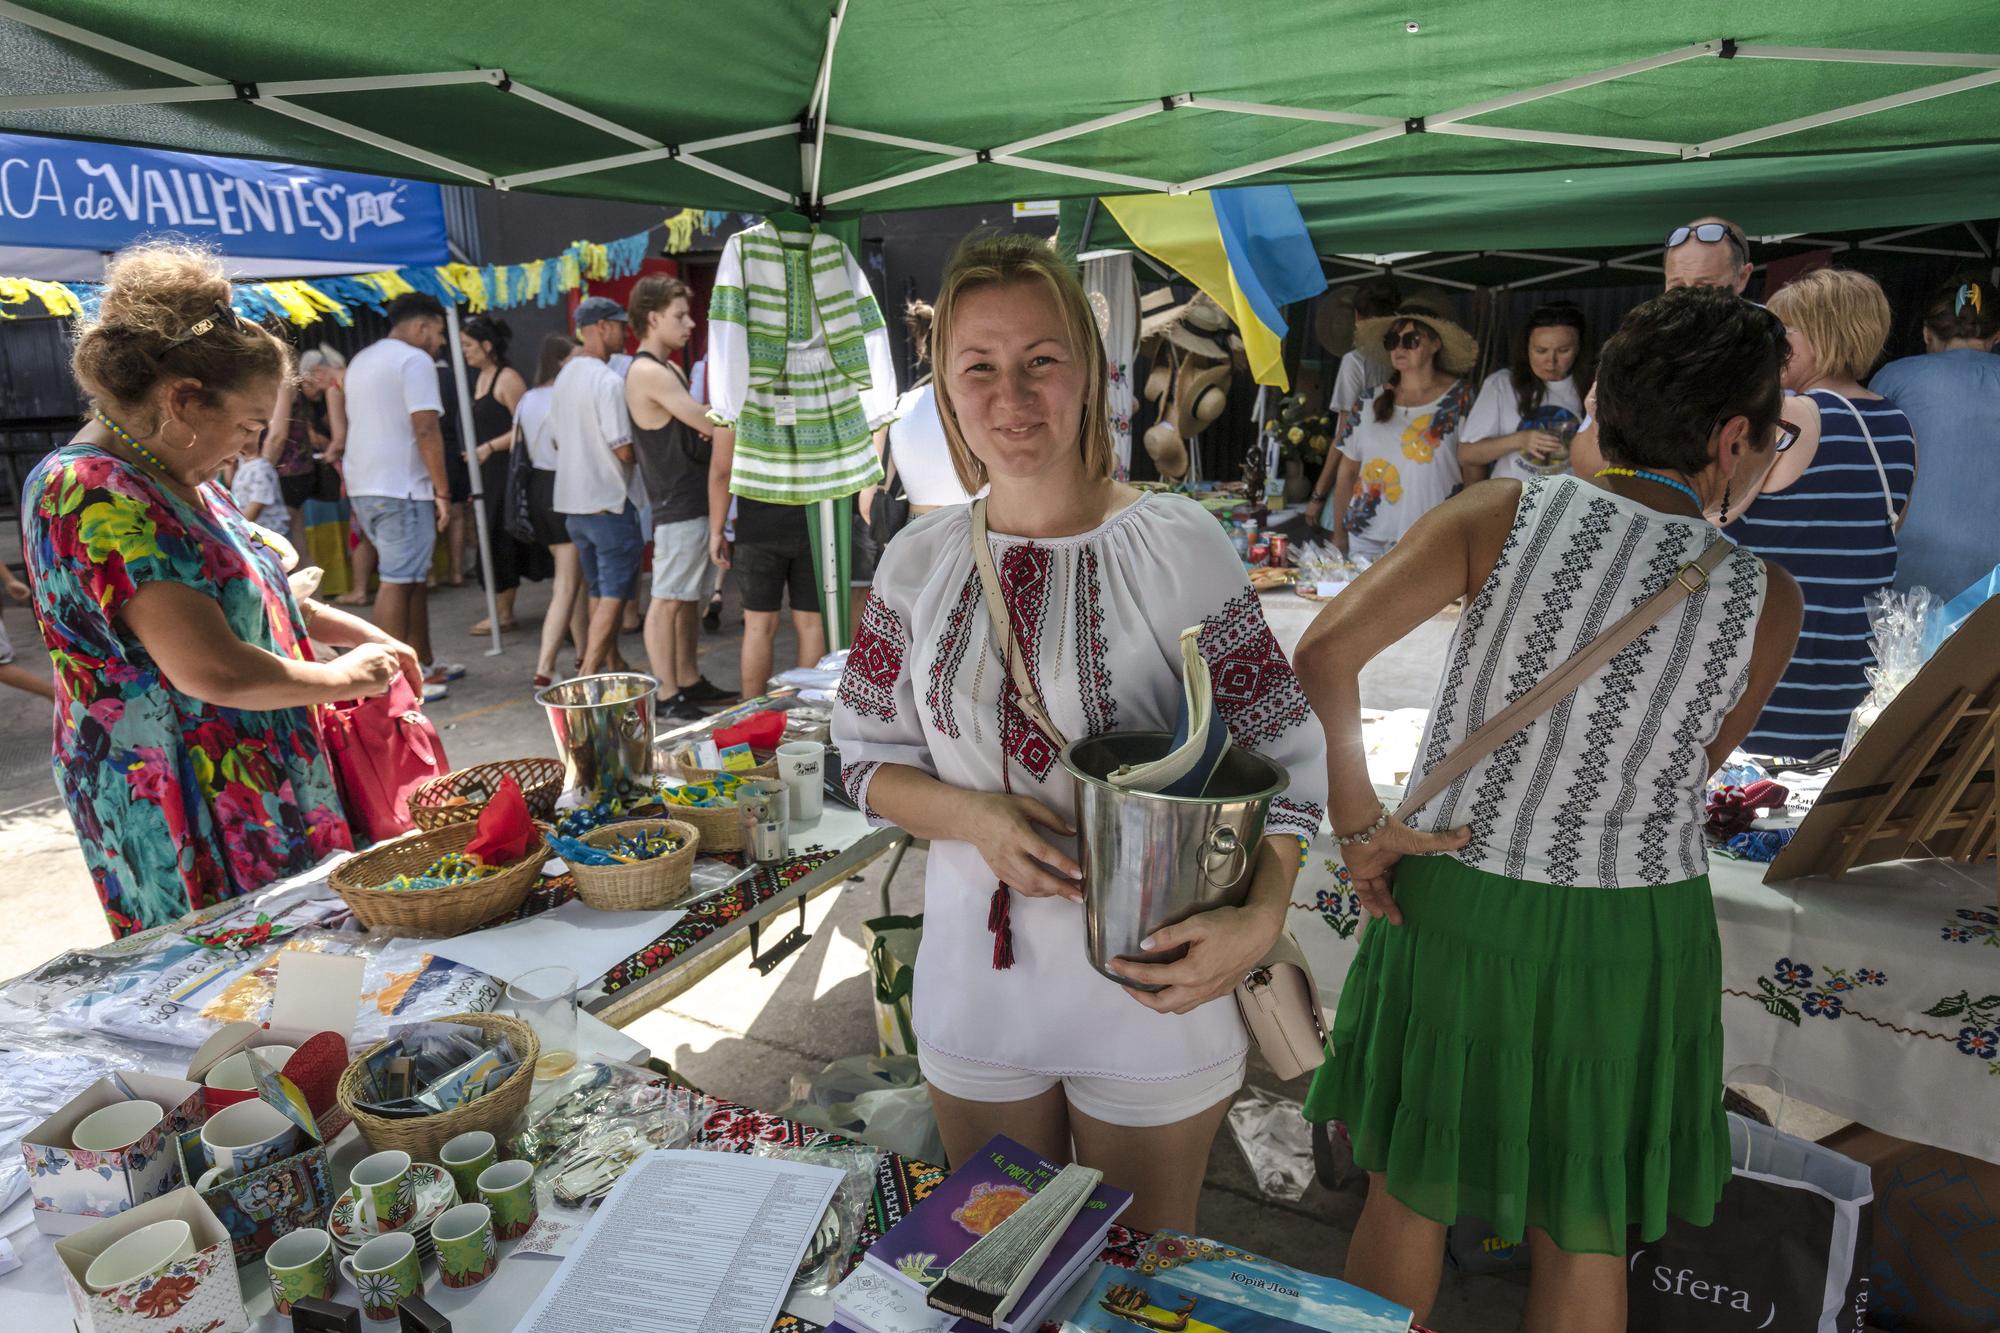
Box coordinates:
[1666,222,1745,252]
[1382,329,1427,351]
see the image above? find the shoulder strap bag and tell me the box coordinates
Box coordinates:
[1813,390,1902,528]
[970,497,1327,1075]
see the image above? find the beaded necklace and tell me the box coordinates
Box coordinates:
[1595,466,1702,511]
[92,409,175,477]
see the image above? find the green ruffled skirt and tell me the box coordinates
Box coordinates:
[1303,853,1731,1256]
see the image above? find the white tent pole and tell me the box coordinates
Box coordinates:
[1176,126,1403,194]
[994,96,1188,157]
[0,86,235,112]
[1733,45,2000,68]
[444,303,504,658]
[1426,41,1723,128]
[1182,97,1401,128]
[0,0,218,83]
[494,126,795,192]
[1428,123,1687,156]
[825,124,971,156]
[806,0,850,210]
[987,155,1175,193]
[1691,68,2000,158]
[822,155,979,206]
[262,70,505,98]
[256,99,495,184]
[674,151,794,203]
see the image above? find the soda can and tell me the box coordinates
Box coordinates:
[1268,534,1290,567]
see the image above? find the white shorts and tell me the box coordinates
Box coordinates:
[916,1035,1244,1129]
[650,518,710,602]
[0,614,13,666]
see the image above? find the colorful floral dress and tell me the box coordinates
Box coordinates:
[23,443,352,938]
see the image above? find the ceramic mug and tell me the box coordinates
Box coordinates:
[339,1231,423,1322]
[477,1159,538,1241]
[265,1226,336,1315]
[71,1100,165,1155]
[349,1149,416,1234]
[439,1131,496,1204]
[84,1218,194,1293]
[430,1202,498,1290]
[200,1098,300,1178]
[776,741,825,820]
[205,1044,297,1091]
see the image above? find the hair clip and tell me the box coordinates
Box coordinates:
[1957,283,1983,317]
[163,300,243,349]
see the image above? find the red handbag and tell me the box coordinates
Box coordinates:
[320,673,449,843]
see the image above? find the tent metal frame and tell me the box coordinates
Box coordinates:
[4,4,1997,217]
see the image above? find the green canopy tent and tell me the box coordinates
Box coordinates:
[3,0,1998,640]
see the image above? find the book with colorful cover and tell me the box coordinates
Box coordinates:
[851,1135,1131,1331]
[1058,1231,1411,1332]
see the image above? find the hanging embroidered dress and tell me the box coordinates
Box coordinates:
[830,494,1327,1084]
[708,222,897,504]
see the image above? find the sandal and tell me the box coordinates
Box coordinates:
[469,620,519,636]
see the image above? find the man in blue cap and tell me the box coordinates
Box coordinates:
[552,295,643,675]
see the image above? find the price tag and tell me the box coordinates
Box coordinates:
[773,395,798,427]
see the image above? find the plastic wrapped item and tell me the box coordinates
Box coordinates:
[1226,1086,1316,1201]
[510,1060,709,1210]
[781,1054,944,1164]
[1844,588,1938,757]
[0,1031,135,1211]
[751,1141,882,1298]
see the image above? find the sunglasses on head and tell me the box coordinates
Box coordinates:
[1666,222,1744,252]
[1382,328,1428,351]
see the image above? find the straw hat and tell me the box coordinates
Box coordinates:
[1354,302,1479,376]
[1140,290,1234,361]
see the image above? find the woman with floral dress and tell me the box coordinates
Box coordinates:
[24,243,420,938]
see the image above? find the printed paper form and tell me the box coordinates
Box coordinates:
[517,1148,844,1333]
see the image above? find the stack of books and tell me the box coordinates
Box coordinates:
[829,1135,1131,1332]
[1060,1229,1414,1332]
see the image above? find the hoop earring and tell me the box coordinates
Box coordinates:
[160,418,196,452]
[1719,480,1731,524]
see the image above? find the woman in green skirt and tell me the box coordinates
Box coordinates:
[1293,287,1805,1333]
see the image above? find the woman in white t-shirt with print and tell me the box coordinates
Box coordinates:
[1306,304,1478,564]
[1460,302,1591,486]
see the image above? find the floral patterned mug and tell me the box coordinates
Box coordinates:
[339,1231,423,1322]
[477,1160,538,1241]
[264,1227,335,1316]
[430,1203,498,1289]
[349,1149,415,1233]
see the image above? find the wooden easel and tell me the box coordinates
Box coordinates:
[1765,596,2000,884]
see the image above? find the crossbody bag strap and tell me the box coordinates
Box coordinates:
[969,498,1067,745]
[1392,536,1733,822]
[1815,389,1900,526]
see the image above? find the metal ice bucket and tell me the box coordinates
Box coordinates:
[1061,732,1289,990]
[535,673,659,802]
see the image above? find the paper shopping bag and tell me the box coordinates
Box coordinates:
[1627,1113,1874,1333]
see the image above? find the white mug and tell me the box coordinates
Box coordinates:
[205,1045,297,1091]
[71,1100,165,1155]
[195,1166,232,1192]
[200,1098,300,1178]
[84,1218,194,1292]
[776,741,825,821]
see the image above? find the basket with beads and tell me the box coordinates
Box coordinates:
[553,818,701,911]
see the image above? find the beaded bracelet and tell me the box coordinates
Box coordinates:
[1334,805,1392,847]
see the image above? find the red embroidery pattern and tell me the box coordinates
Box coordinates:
[838,594,905,723]
[1197,590,1312,747]
[997,544,1059,780]
[1075,546,1116,738]
[840,759,882,817]
[925,571,981,738]
[1268,795,1325,840]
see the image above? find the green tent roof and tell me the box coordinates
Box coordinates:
[1,1,1996,232]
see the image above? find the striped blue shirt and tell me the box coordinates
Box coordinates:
[1725,390,1916,760]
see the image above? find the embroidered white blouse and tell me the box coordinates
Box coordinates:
[832,493,1328,1081]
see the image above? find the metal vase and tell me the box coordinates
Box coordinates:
[1061,732,1289,991]
[535,673,659,802]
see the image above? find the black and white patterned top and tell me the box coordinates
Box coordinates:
[1405,475,1769,888]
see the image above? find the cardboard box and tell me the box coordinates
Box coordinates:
[171,1056,332,1266]
[1819,1125,2000,1333]
[24,1072,204,1236]
[54,1187,248,1333]
[186,1022,352,1138]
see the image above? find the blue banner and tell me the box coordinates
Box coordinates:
[0,132,448,268]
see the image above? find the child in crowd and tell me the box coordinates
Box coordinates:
[230,436,289,539]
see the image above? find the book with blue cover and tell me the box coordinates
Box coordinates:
[1058,1231,1412,1332]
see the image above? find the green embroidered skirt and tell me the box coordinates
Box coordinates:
[1303,853,1731,1255]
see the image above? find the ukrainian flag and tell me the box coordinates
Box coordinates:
[1102,185,1326,389]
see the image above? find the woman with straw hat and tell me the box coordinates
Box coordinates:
[1304,304,1478,563]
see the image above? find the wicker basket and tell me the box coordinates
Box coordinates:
[409,758,565,831]
[336,1011,540,1162]
[657,799,744,854]
[568,818,700,911]
[673,752,779,785]
[329,821,551,938]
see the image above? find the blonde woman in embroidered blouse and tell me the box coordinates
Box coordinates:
[832,234,1328,1233]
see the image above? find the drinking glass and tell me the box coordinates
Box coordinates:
[506,965,579,1081]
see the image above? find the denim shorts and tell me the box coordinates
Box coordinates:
[350,495,436,584]
[566,502,646,598]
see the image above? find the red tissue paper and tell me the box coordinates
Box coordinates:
[466,772,536,865]
[714,710,786,753]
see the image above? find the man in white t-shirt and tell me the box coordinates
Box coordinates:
[552,296,640,675]
[340,292,460,696]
